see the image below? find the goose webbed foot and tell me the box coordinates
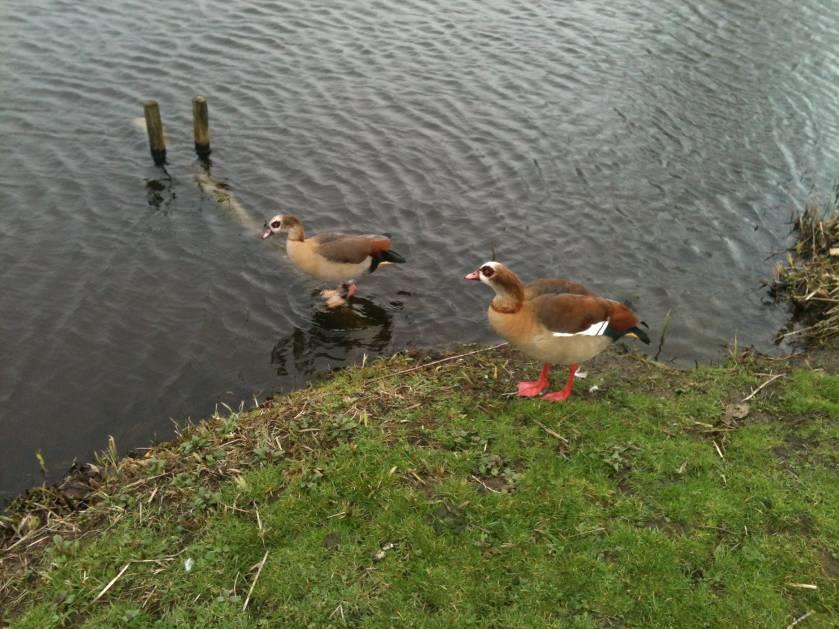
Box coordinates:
[516,363,550,397]
[542,363,578,403]
[320,288,347,309]
[341,281,357,299]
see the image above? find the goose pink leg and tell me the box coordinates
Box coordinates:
[338,282,357,299]
[517,363,551,397]
[542,363,578,402]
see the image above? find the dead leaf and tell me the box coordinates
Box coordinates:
[722,402,750,425]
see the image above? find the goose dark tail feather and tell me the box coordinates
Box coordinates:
[369,249,406,273]
[629,325,651,344]
[380,250,406,264]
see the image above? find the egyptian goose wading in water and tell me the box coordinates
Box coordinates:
[465,261,650,401]
[262,214,405,307]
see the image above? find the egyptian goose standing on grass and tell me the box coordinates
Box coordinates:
[465,261,650,401]
[262,214,406,307]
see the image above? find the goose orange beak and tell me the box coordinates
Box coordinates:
[464,270,481,281]
[261,225,273,240]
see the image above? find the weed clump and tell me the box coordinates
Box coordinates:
[772,191,839,345]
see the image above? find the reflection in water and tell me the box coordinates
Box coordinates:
[271,297,395,377]
[197,174,264,233]
[145,177,175,212]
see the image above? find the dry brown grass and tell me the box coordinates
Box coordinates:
[772,195,839,345]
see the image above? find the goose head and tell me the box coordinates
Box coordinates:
[262,214,304,241]
[465,261,525,309]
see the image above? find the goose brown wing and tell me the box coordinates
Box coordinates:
[524,278,593,300]
[311,233,391,264]
[531,294,611,335]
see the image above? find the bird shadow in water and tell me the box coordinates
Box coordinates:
[270,296,396,378]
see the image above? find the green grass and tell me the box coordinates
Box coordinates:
[2,347,837,627]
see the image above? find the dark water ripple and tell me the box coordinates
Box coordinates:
[1,0,838,501]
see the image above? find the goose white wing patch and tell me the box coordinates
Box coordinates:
[552,319,609,337]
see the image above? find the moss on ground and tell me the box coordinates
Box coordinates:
[1,345,837,627]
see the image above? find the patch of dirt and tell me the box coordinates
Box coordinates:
[323,532,342,551]
[595,615,629,629]
[819,550,839,579]
[475,476,511,493]
[428,500,467,534]
[773,432,838,467]
[681,563,705,583]
[470,472,520,495]
[773,435,813,462]
[770,512,817,537]
[404,433,432,447]
[587,350,692,398]
[401,464,447,495]
[801,342,839,372]
[475,345,682,401]
[615,475,634,495]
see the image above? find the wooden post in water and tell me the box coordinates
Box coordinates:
[192,96,211,158]
[143,100,166,165]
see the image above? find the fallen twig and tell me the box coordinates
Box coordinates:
[25,536,50,550]
[329,602,346,622]
[93,563,130,602]
[742,373,785,402]
[470,475,500,493]
[786,610,815,629]
[2,530,36,554]
[243,549,269,611]
[777,325,818,340]
[534,420,569,445]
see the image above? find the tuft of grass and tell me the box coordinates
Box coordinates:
[1,346,837,627]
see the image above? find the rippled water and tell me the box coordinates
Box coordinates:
[1,0,838,502]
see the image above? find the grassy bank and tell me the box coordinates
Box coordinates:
[1,345,837,627]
